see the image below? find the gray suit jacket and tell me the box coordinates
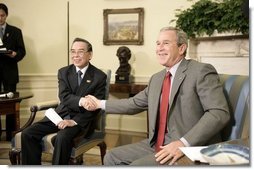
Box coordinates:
[106,59,230,147]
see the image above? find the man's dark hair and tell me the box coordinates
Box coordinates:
[73,37,92,52]
[0,3,8,16]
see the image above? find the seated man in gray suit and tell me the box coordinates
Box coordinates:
[84,27,230,165]
[21,38,107,165]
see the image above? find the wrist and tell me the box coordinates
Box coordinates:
[72,120,77,126]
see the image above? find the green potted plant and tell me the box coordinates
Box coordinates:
[170,0,249,38]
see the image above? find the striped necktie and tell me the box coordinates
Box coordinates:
[77,70,83,86]
[0,27,3,39]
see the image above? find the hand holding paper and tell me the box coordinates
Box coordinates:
[45,108,63,125]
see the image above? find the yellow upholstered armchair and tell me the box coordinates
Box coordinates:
[9,69,111,165]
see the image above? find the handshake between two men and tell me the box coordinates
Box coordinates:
[80,95,101,111]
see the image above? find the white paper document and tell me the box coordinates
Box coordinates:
[0,38,3,46]
[0,38,6,50]
[179,146,208,163]
[45,108,63,125]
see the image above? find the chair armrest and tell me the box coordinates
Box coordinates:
[30,100,59,112]
[13,100,59,135]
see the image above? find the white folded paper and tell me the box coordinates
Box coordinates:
[45,108,63,125]
[179,146,208,163]
[0,38,3,46]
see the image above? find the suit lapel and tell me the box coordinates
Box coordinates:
[150,70,166,129]
[67,65,79,93]
[77,64,94,95]
[169,59,188,107]
[3,24,11,41]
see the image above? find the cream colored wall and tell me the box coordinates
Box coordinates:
[1,0,249,133]
[2,0,194,78]
[2,0,68,74]
[1,0,195,133]
[67,0,194,80]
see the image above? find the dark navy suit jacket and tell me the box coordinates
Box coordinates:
[0,23,26,84]
[41,63,107,129]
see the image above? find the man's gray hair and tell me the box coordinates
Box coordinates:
[160,26,188,56]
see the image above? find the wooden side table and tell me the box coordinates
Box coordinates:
[0,92,33,141]
[109,83,147,97]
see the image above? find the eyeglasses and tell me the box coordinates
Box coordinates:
[70,49,89,56]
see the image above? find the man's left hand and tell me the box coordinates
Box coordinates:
[57,119,77,129]
[155,140,185,165]
[6,50,16,58]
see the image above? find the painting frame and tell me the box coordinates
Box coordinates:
[103,8,144,45]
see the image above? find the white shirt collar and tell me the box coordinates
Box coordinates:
[1,23,6,32]
[166,59,183,77]
[76,64,89,78]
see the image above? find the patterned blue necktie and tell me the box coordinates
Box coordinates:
[78,70,83,86]
[0,27,3,39]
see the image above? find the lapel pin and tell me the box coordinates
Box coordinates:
[86,80,91,83]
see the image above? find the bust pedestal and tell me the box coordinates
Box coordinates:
[115,75,132,84]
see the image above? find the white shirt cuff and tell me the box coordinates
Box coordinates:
[78,98,82,106]
[73,120,78,125]
[101,100,106,110]
[180,137,190,147]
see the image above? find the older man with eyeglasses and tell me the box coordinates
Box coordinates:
[21,38,107,165]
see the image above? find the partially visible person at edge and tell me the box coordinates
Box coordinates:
[0,3,25,93]
[21,38,107,165]
[0,3,26,141]
[84,26,230,165]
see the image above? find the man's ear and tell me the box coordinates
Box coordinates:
[179,44,187,55]
[89,52,93,60]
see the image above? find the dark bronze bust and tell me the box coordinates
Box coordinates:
[115,46,132,83]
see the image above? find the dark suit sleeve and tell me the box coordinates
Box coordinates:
[56,65,107,127]
[57,69,106,111]
[57,69,81,111]
[13,28,26,62]
[56,66,107,129]
[73,70,107,126]
[183,64,230,145]
[4,25,26,62]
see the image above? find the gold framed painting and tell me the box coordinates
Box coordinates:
[103,8,144,45]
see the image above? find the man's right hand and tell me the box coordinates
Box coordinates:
[82,95,101,111]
